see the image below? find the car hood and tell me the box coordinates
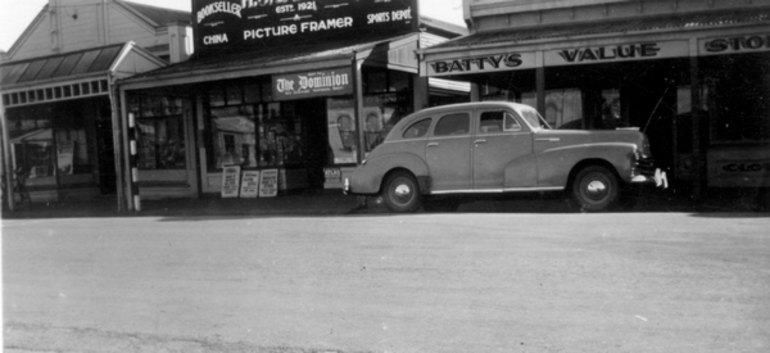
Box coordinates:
[534,129,648,153]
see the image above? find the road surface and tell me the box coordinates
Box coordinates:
[3,212,770,352]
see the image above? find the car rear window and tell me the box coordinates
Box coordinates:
[434,113,470,136]
[403,118,432,139]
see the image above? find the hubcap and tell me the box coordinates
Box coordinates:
[393,183,412,203]
[585,180,607,199]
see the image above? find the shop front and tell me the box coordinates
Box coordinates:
[1,43,168,202]
[419,7,770,198]
[116,0,467,208]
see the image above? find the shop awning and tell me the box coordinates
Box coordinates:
[118,32,423,90]
[1,42,167,108]
[426,8,770,51]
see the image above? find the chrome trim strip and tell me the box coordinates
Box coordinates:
[431,186,564,195]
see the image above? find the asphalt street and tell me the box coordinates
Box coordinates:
[3,211,770,352]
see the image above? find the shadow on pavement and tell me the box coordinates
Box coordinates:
[2,188,768,221]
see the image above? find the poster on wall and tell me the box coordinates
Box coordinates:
[259,169,279,197]
[57,141,75,175]
[240,170,260,198]
[221,165,241,198]
[327,99,357,164]
[193,0,417,57]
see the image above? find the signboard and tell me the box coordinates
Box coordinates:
[273,68,353,101]
[193,0,417,56]
[324,167,342,183]
[259,168,279,197]
[699,33,770,56]
[221,165,242,198]
[708,148,770,188]
[426,52,537,77]
[544,40,689,66]
[240,170,260,197]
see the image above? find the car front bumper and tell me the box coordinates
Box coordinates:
[631,168,668,188]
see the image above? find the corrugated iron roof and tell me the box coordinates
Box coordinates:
[428,7,770,50]
[0,44,124,86]
[118,0,191,26]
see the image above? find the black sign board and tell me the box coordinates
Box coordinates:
[193,0,418,56]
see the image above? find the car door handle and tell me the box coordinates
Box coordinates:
[535,138,560,142]
[474,139,487,145]
[427,142,439,147]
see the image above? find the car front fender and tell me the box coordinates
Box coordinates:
[536,143,636,187]
[348,152,430,195]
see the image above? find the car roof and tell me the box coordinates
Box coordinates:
[385,101,533,142]
[413,101,528,116]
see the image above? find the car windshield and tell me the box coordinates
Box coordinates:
[514,105,551,130]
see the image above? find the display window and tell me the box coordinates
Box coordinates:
[205,82,305,170]
[7,103,94,180]
[701,52,770,144]
[128,94,186,170]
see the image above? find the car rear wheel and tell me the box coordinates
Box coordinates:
[572,165,619,212]
[382,171,422,213]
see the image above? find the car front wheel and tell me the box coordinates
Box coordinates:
[572,165,619,212]
[382,171,422,213]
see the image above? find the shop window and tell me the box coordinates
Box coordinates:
[365,71,388,94]
[210,105,257,168]
[702,53,770,143]
[55,129,88,175]
[131,95,187,170]
[207,100,303,170]
[542,89,584,129]
[225,85,243,105]
[244,84,261,103]
[7,106,55,179]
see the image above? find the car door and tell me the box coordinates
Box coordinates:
[472,109,536,190]
[425,111,472,192]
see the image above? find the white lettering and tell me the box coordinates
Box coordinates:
[203,33,229,45]
[197,1,242,24]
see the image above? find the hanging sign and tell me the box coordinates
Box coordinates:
[544,40,688,66]
[259,168,279,197]
[193,0,417,56]
[240,170,261,198]
[221,165,242,198]
[273,68,354,101]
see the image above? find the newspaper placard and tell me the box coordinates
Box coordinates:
[259,169,279,198]
[221,165,241,198]
[240,170,260,198]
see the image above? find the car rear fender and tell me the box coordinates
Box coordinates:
[536,143,636,187]
[352,153,429,194]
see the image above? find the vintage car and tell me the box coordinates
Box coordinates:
[344,101,667,212]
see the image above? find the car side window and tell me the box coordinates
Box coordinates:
[479,111,504,133]
[433,113,470,137]
[402,118,432,139]
[504,112,522,132]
